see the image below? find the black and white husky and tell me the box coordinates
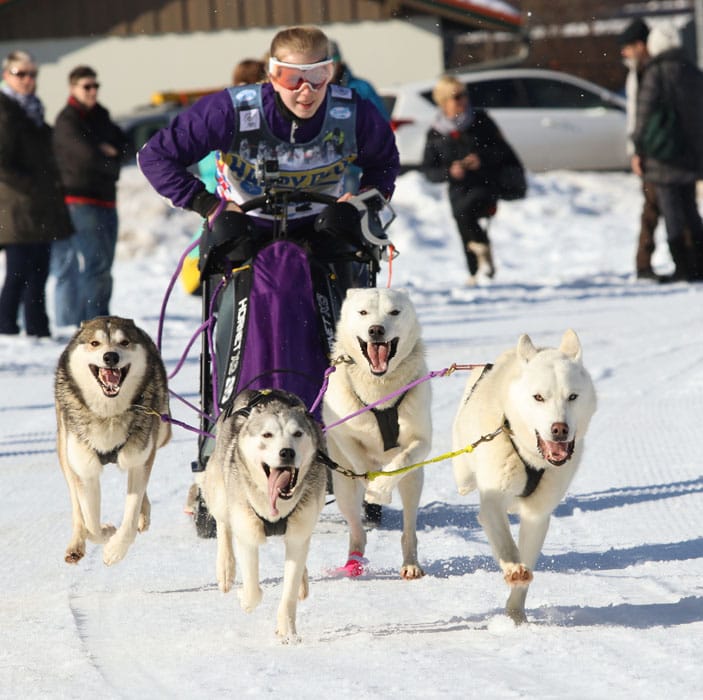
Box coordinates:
[55,316,171,566]
[200,389,327,642]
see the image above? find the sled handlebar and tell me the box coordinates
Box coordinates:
[239,190,338,214]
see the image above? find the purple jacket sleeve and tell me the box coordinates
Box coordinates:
[137,90,235,214]
[354,98,400,199]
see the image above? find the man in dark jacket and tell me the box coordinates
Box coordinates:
[633,23,703,281]
[51,65,127,327]
[0,50,72,337]
[422,75,524,285]
[618,18,664,281]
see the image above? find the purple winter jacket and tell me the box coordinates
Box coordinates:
[138,82,399,217]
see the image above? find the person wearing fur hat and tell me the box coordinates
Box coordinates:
[617,18,664,282]
[633,22,703,281]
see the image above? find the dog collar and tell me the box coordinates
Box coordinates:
[255,510,289,537]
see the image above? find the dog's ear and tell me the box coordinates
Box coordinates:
[559,328,582,362]
[516,333,537,363]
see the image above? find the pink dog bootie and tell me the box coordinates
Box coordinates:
[336,551,366,578]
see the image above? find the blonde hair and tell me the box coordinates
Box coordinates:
[432,75,466,106]
[2,50,36,72]
[270,26,330,61]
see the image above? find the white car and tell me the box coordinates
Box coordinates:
[379,68,629,172]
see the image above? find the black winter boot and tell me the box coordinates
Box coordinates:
[667,237,691,282]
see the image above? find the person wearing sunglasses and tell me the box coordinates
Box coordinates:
[51,65,128,329]
[0,50,73,338]
[422,75,525,287]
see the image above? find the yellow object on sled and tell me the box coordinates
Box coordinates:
[180,233,201,295]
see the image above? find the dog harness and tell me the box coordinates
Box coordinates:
[503,417,545,498]
[370,392,408,451]
[225,390,309,537]
[255,511,289,537]
[462,364,544,498]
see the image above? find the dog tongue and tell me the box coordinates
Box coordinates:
[268,469,292,517]
[366,342,389,373]
[543,440,571,463]
[99,367,121,389]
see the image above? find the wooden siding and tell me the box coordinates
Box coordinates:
[0,0,396,39]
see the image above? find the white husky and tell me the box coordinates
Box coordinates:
[452,329,596,623]
[323,288,431,579]
[200,389,327,641]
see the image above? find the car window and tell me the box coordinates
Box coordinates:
[465,79,526,109]
[521,78,614,109]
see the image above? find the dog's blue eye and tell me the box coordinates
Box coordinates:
[568,393,578,401]
[533,394,544,402]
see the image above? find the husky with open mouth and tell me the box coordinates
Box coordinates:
[452,329,597,623]
[322,288,431,580]
[200,389,327,641]
[54,316,171,566]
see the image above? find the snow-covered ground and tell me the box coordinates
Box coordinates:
[2,166,702,698]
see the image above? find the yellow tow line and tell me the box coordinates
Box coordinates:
[331,425,504,482]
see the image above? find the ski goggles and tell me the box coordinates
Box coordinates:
[268,57,334,91]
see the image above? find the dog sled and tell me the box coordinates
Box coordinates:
[188,160,396,537]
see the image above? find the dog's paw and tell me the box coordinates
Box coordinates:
[277,630,301,645]
[102,532,131,566]
[64,545,85,564]
[502,563,533,587]
[400,564,425,580]
[238,585,263,612]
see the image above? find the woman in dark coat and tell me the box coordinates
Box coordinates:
[632,24,703,281]
[0,51,72,337]
[422,75,524,285]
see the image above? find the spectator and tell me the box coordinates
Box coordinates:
[633,23,703,281]
[232,58,267,86]
[618,18,664,282]
[422,75,524,286]
[51,65,127,327]
[0,50,72,337]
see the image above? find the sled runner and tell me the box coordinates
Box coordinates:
[189,163,396,537]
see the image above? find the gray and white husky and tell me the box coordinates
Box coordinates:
[323,288,431,579]
[200,389,327,641]
[452,329,597,623]
[55,316,171,566]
